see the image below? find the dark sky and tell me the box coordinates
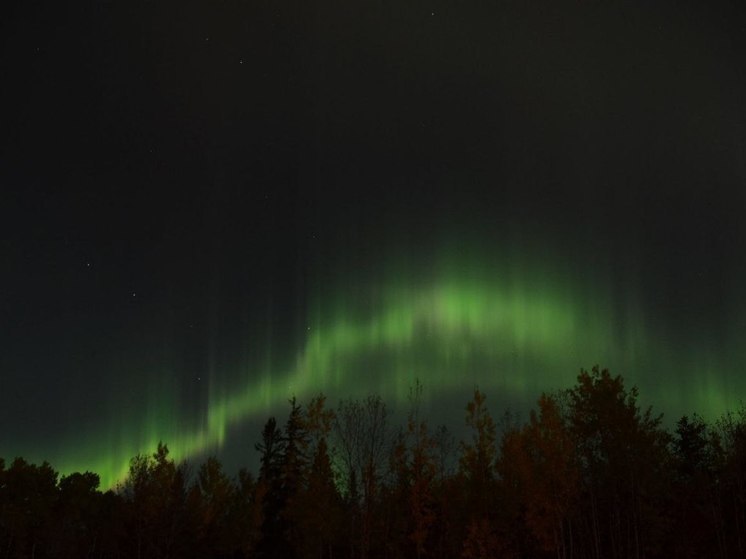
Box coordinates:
[2,1,746,486]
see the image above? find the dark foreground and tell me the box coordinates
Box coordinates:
[2,366,746,559]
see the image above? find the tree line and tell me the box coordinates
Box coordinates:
[2,366,746,559]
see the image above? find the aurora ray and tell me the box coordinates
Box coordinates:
[27,243,744,490]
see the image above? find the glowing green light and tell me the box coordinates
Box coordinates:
[19,245,745,489]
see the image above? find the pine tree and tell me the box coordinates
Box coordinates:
[255,417,288,559]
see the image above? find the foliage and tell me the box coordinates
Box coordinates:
[3,370,746,559]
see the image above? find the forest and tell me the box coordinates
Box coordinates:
[2,366,746,559]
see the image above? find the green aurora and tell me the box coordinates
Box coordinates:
[4,0,745,498]
[24,241,743,490]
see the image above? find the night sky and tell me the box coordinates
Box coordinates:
[2,1,746,488]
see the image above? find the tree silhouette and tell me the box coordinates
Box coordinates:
[334,395,389,559]
[254,416,289,559]
[56,471,101,557]
[195,456,234,557]
[568,366,671,559]
[0,458,57,559]
[5,370,746,558]
[668,414,721,557]
[714,407,746,558]
[289,394,343,559]
[499,393,578,557]
[121,442,194,559]
[458,389,504,558]
[281,397,310,558]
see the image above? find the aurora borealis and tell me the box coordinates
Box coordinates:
[3,2,746,489]
[9,233,746,489]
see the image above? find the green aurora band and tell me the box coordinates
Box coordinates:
[25,246,746,489]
